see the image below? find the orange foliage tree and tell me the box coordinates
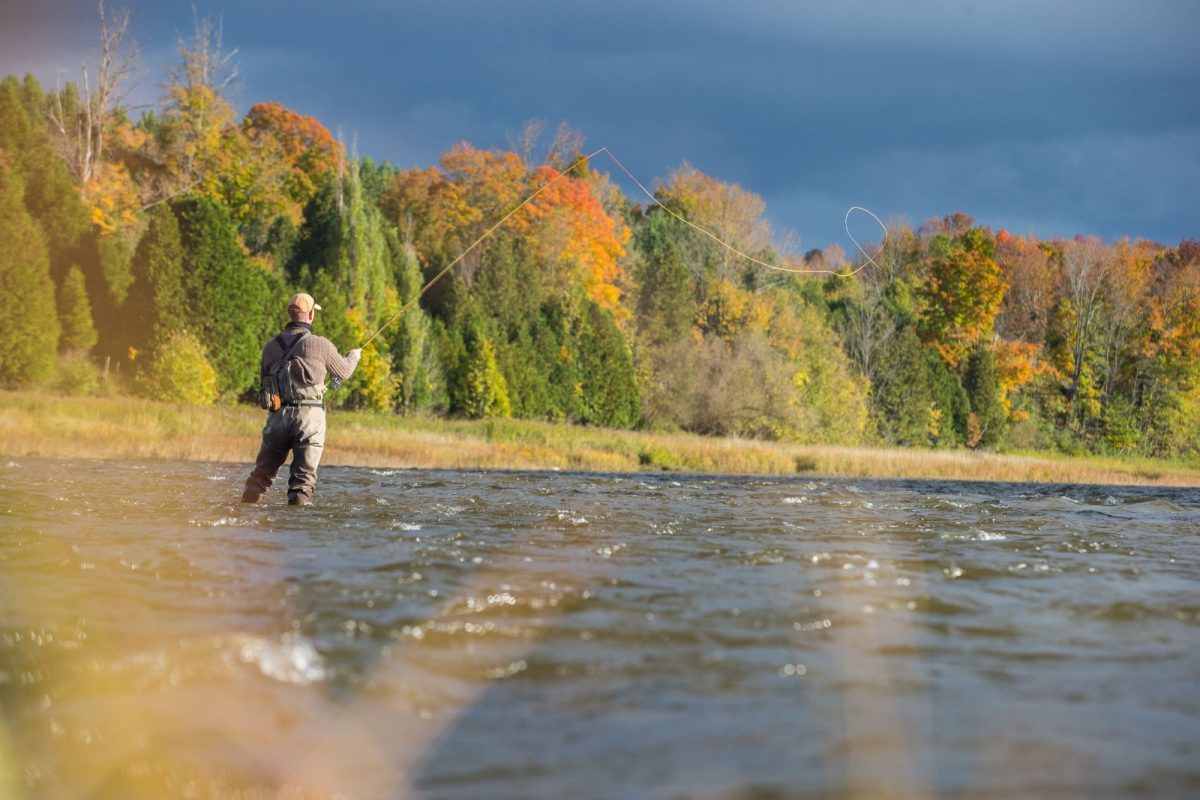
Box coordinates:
[918,224,1007,368]
[995,229,1061,344]
[525,163,630,315]
[242,102,341,210]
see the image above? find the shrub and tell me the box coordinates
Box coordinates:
[52,353,101,397]
[136,331,219,406]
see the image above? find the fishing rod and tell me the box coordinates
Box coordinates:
[329,147,888,389]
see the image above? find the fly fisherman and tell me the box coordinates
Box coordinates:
[241,293,361,505]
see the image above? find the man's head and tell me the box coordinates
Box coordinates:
[287,292,322,323]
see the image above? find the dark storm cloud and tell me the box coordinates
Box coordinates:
[2,0,1197,247]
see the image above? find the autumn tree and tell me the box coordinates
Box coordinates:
[135,329,219,405]
[1059,236,1115,424]
[1134,241,1200,454]
[995,230,1059,344]
[1097,239,1154,402]
[436,142,529,284]
[161,12,238,192]
[656,163,772,282]
[243,102,340,206]
[917,224,1006,368]
[525,162,630,315]
[209,102,342,251]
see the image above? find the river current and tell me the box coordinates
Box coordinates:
[1,458,1198,798]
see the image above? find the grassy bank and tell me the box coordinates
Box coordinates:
[2,390,1199,487]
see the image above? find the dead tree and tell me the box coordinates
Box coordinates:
[47,2,140,185]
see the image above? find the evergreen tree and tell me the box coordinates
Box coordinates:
[634,209,696,343]
[94,233,136,310]
[289,165,390,328]
[301,269,352,344]
[575,300,640,427]
[872,326,936,446]
[126,204,186,352]
[0,160,60,385]
[0,76,92,287]
[927,351,970,447]
[963,344,1006,447]
[454,332,511,419]
[388,237,440,413]
[0,77,37,166]
[175,196,279,395]
[447,301,510,419]
[289,178,343,284]
[58,265,98,353]
[342,157,391,324]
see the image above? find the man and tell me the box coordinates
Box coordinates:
[241,292,361,505]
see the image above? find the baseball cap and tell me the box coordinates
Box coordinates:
[287,292,322,314]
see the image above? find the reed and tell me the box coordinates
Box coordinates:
[2,390,1199,487]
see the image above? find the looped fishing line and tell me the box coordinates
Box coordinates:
[843,206,888,273]
[358,147,888,350]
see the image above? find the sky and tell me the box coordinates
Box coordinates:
[1,0,1197,251]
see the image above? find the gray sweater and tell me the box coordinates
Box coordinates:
[260,324,359,387]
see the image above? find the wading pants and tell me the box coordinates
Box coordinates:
[241,405,325,504]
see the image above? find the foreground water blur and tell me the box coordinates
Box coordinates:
[1,457,1198,799]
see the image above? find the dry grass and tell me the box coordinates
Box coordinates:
[3,389,1199,487]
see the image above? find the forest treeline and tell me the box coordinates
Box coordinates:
[2,10,1198,459]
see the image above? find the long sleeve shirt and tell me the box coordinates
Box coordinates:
[260,323,359,387]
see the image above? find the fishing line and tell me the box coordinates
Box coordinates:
[356,147,888,350]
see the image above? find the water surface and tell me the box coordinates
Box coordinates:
[1,458,1198,798]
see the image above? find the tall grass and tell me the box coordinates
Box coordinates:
[2,390,1199,486]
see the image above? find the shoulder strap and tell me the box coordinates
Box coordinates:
[268,330,311,377]
[280,330,311,361]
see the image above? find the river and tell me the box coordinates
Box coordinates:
[1,458,1197,798]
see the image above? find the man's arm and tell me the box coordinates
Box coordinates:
[320,338,361,382]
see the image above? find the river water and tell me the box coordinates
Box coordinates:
[1,458,1197,799]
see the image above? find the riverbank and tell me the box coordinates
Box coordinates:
[2,390,1198,486]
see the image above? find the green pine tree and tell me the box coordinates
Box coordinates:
[634,209,696,344]
[388,237,440,412]
[126,204,186,352]
[57,265,98,353]
[963,344,1006,448]
[454,334,511,419]
[575,300,640,427]
[0,160,59,385]
[448,305,510,419]
[927,351,970,447]
[873,326,938,447]
[175,196,279,396]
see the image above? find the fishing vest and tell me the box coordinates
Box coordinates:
[258,330,324,411]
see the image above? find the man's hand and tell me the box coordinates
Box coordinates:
[347,348,362,363]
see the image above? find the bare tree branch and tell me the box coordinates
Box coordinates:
[46,2,139,185]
